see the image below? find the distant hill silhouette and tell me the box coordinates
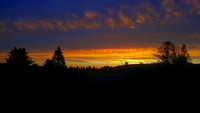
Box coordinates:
[1,63,199,90]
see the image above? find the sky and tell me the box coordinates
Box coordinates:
[0,0,200,66]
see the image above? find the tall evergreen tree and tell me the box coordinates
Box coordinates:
[6,47,34,66]
[52,47,66,67]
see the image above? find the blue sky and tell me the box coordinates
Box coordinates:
[0,0,200,51]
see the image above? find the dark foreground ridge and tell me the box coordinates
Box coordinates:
[1,63,199,92]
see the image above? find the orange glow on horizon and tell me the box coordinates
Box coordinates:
[0,48,200,67]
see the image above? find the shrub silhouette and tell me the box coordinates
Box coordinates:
[6,47,33,66]
[44,59,55,68]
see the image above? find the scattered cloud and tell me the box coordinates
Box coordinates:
[172,12,182,18]
[136,13,146,24]
[106,18,115,28]
[185,0,200,15]
[162,0,175,13]
[0,0,200,34]
[137,2,160,19]
[39,20,55,31]
[85,11,101,20]
[161,0,185,22]
[119,11,135,29]
[14,20,39,31]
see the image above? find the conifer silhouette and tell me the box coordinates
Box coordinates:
[6,47,33,66]
[52,47,66,67]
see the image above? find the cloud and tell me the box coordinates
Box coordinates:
[125,2,160,24]
[185,0,200,14]
[162,0,175,13]
[14,20,39,31]
[161,0,182,21]
[85,11,102,20]
[160,0,186,23]
[172,12,182,17]
[106,18,116,28]
[136,13,146,24]
[0,21,7,33]
[119,11,135,29]
[85,11,95,19]
[137,2,160,19]
[63,48,155,61]
[39,20,55,31]
[189,33,200,39]
[68,18,102,29]
[1,0,200,34]
[85,21,102,29]
[52,19,68,31]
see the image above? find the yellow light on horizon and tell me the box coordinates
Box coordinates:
[0,48,200,67]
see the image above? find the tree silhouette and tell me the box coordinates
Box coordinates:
[125,61,128,66]
[6,47,33,66]
[175,43,191,63]
[44,59,55,68]
[44,47,66,68]
[154,41,176,63]
[52,47,66,67]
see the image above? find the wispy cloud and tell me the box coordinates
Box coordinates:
[119,11,135,29]
[85,11,102,20]
[136,13,146,24]
[0,0,200,34]
[161,0,185,23]
[106,18,116,28]
[162,0,175,13]
[185,0,200,14]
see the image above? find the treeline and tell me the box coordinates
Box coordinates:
[154,41,191,64]
[2,41,192,68]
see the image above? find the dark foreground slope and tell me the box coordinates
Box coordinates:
[1,63,199,93]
